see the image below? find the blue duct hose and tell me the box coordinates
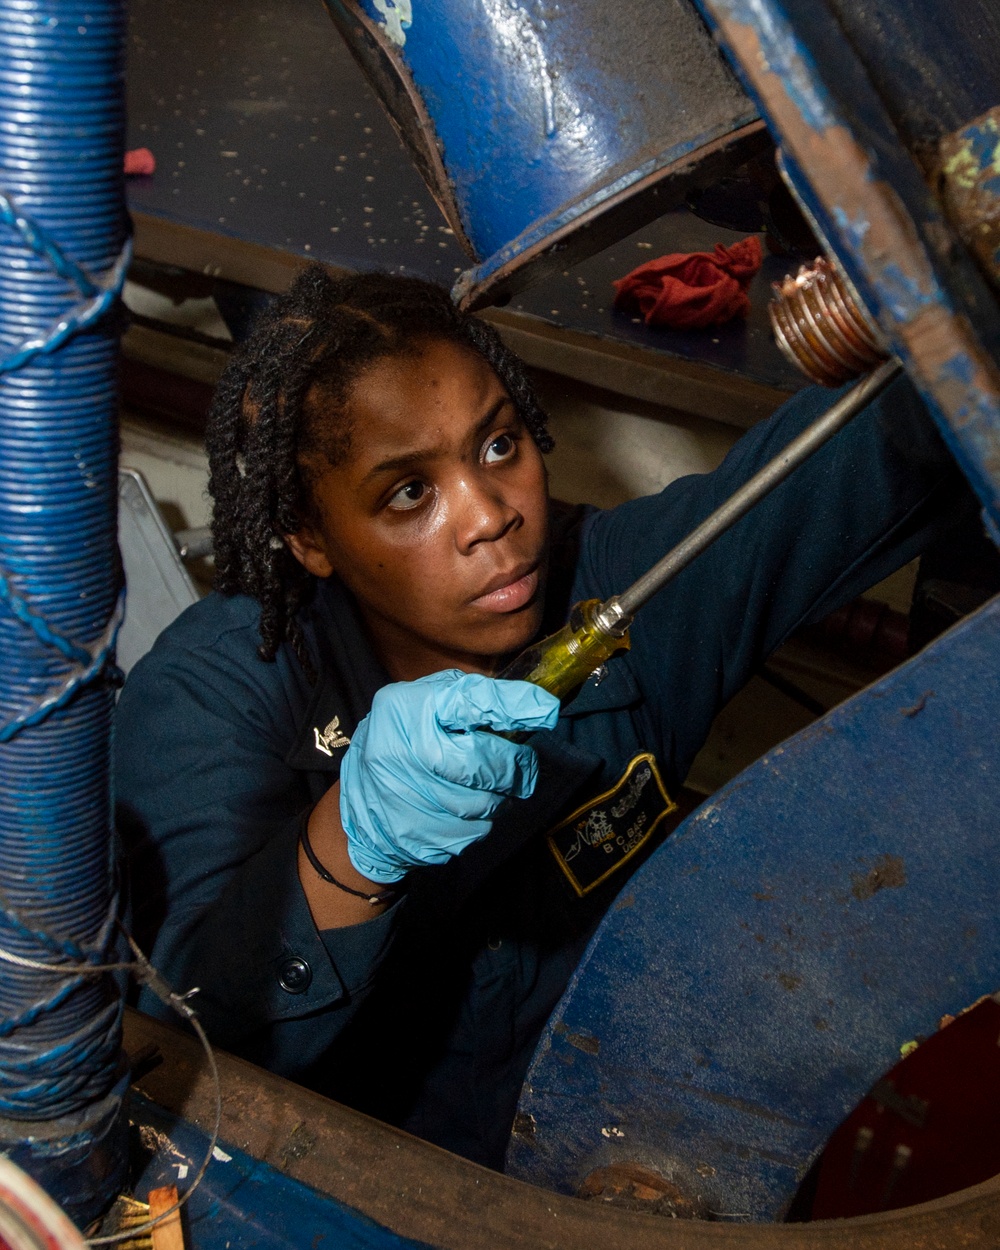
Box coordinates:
[0,0,128,1227]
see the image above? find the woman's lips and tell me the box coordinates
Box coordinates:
[470,567,539,613]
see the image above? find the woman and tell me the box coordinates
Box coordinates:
[116,265,964,1169]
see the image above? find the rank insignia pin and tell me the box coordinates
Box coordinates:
[314,716,351,756]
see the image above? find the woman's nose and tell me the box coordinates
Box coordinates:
[455,476,519,551]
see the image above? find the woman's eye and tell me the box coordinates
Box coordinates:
[483,433,516,464]
[387,480,427,511]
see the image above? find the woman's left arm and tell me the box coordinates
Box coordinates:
[575,373,969,779]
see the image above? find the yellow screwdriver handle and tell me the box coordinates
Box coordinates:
[498,599,631,701]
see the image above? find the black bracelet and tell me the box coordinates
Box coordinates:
[299,821,398,907]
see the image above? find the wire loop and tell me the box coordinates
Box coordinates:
[0,926,222,1247]
[0,235,131,376]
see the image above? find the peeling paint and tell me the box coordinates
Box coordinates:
[939,106,1000,287]
[900,691,933,718]
[713,0,837,133]
[716,20,943,328]
[511,1111,536,1141]
[369,0,411,46]
[851,853,907,901]
[901,310,1000,486]
[713,15,1000,525]
[873,261,939,324]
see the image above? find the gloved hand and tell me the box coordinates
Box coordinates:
[340,670,560,884]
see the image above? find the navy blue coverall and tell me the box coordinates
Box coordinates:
[115,375,965,1169]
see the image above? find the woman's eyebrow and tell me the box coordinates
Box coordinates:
[471,394,514,439]
[362,447,431,482]
[362,395,514,482]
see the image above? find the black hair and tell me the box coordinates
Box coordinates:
[205,265,553,680]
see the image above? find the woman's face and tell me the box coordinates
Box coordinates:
[285,338,550,681]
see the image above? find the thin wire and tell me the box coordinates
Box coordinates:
[0,931,222,1245]
[0,946,135,973]
[0,190,99,298]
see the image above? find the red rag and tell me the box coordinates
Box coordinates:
[612,235,763,330]
[124,147,156,177]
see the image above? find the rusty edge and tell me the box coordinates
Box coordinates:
[124,1009,1000,1250]
[323,1,477,260]
[715,17,1000,491]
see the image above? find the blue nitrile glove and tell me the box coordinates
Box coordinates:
[339,670,560,884]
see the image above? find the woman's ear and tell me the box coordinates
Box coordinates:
[283,525,335,579]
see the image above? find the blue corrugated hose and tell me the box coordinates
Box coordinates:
[0,0,129,1226]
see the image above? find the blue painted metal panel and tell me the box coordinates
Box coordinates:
[686,0,1000,533]
[129,1092,430,1249]
[511,593,1000,1220]
[351,0,754,256]
[125,0,800,392]
[325,0,763,306]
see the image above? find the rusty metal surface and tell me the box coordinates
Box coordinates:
[511,592,1000,1222]
[690,0,1000,534]
[124,1009,1000,1249]
[938,107,1000,292]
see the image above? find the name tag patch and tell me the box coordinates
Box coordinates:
[547,752,677,897]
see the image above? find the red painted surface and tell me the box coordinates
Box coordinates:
[813,997,1000,1218]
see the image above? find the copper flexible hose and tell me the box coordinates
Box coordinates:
[769,257,889,385]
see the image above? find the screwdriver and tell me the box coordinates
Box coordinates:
[500,358,901,700]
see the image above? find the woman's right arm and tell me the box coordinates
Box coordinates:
[301,671,559,928]
[115,637,557,1070]
[115,638,365,1065]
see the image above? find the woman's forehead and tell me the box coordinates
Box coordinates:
[339,340,511,460]
[353,337,502,404]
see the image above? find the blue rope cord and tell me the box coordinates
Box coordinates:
[0,228,128,741]
[0,0,129,1162]
[0,568,95,666]
[0,894,89,961]
[0,190,99,298]
[0,586,125,743]
[0,975,88,1039]
[0,237,129,376]
[0,866,124,1109]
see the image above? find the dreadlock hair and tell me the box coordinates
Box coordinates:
[206,265,554,682]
